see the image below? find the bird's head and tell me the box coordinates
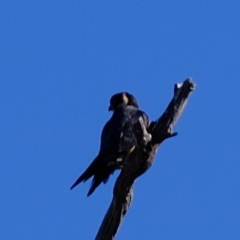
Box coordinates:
[108,92,139,111]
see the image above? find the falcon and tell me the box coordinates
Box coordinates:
[70,92,151,196]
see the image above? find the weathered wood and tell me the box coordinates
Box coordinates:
[95,78,196,240]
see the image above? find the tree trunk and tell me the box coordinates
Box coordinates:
[95,78,196,240]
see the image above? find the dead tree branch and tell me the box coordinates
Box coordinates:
[95,78,196,240]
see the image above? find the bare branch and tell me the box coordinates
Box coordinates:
[95,78,196,240]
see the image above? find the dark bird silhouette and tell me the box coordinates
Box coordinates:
[70,92,150,196]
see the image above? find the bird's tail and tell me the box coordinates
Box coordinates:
[70,156,99,190]
[86,165,116,196]
[87,178,102,197]
[70,155,117,196]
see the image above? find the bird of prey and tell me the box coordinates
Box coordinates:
[70,92,151,196]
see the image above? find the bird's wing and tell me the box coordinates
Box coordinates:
[99,106,142,155]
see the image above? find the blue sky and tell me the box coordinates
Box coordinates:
[1,1,240,239]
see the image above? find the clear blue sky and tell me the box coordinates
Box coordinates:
[1,1,240,239]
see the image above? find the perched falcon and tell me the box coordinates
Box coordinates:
[70,92,150,196]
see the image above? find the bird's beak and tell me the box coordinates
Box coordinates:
[108,105,113,111]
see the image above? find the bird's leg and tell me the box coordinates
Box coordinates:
[138,117,152,144]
